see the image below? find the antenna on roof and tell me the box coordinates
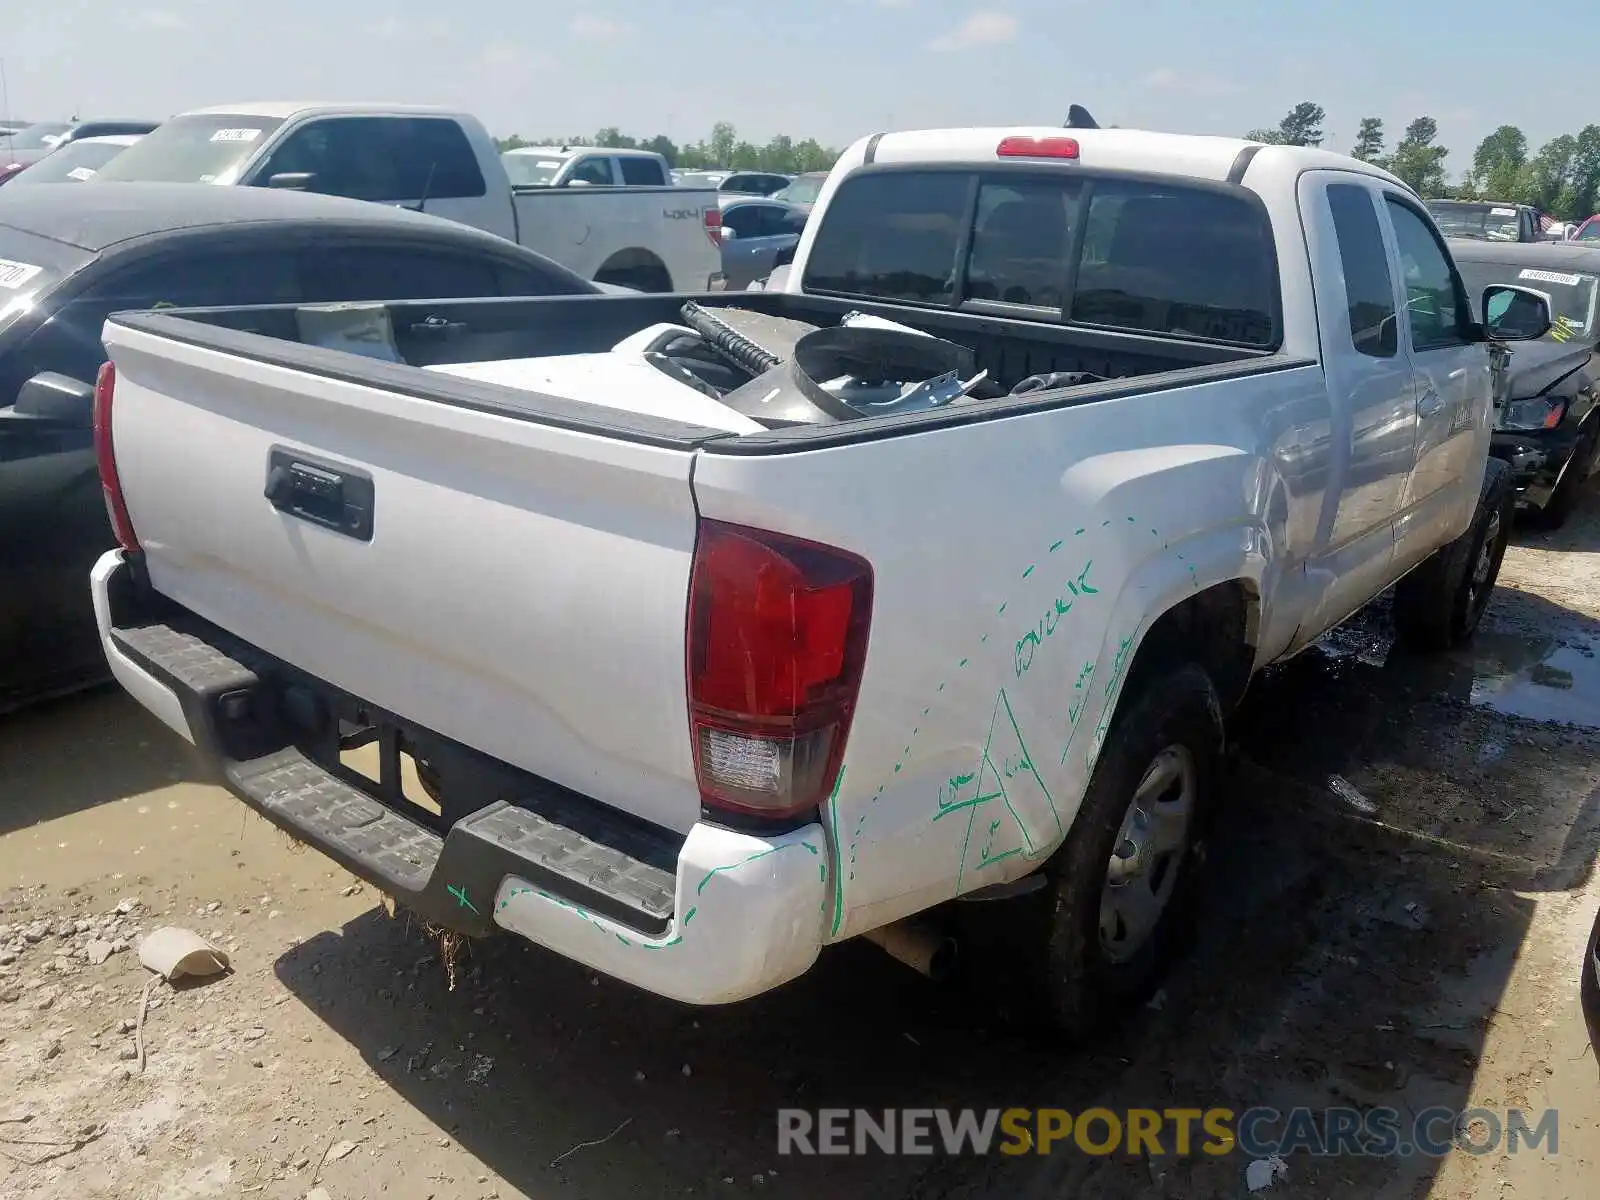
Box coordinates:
[1064,105,1099,130]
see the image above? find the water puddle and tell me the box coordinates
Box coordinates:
[1311,621,1600,729]
[1465,629,1600,725]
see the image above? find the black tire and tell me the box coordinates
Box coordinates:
[1534,423,1598,531]
[1392,459,1513,653]
[1013,663,1224,1040]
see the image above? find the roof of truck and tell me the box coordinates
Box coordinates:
[846,126,1407,189]
[180,102,465,120]
[0,181,470,251]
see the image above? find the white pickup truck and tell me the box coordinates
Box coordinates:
[90,103,722,293]
[92,127,1551,1036]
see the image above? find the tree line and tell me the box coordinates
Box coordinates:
[1248,102,1600,221]
[496,122,841,175]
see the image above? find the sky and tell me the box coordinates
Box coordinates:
[3,0,1590,178]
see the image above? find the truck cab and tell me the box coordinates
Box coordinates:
[501,146,672,189]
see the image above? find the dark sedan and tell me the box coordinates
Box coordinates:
[0,183,602,713]
[1450,240,1600,527]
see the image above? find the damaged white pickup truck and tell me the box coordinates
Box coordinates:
[92,126,1550,1036]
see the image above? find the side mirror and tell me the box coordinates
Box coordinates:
[265,172,316,191]
[717,226,737,242]
[15,372,94,425]
[1483,284,1553,342]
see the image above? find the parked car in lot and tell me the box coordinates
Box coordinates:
[717,172,792,197]
[90,103,722,292]
[771,170,828,211]
[715,196,807,288]
[0,119,161,183]
[0,183,607,714]
[94,126,1550,1036]
[7,134,144,185]
[501,145,672,188]
[1450,239,1600,527]
[1427,199,1544,243]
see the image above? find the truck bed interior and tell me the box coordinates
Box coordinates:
[119,291,1302,443]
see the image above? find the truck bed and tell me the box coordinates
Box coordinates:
[110,291,1297,452]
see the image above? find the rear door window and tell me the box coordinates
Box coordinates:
[618,156,666,186]
[1326,183,1398,357]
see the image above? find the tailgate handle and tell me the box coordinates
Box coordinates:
[264,448,375,542]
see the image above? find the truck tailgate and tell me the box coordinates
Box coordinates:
[103,322,706,835]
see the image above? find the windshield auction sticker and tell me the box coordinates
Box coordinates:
[1519,269,1584,287]
[0,259,43,290]
[209,128,263,143]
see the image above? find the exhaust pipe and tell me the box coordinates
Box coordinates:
[862,919,957,981]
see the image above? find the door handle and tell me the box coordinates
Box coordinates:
[1417,388,1444,417]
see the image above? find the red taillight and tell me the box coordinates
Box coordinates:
[93,361,140,552]
[687,520,873,822]
[996,136,1080,160]
[703,206,723,248]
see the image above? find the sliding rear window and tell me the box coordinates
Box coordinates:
[802,167,1280,348]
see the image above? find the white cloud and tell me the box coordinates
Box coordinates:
[480,38,552,71]
[367,17,450,40]
[570,14,632,40]
[927,11,1017,52]
[1139,67,1243,98]
[878,0,915,7]
[137,9,186,29]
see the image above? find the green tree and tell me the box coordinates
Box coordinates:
[594,126,638,149]
[640,134,678,166]
[1351,117,1384,163]
[1247,101,1325,147]
[1520,134,1577,214]
[1566,125,1600,219]
[709,122,738,168]
[1387,117,1450,196]
[1467,125,1527,200]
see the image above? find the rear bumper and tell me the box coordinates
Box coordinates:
[93,550,827,1005]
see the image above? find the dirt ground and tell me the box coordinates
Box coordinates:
[5,498,1600,1200]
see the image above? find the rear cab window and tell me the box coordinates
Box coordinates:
[802,167,1281,348]
[93,114,285,184]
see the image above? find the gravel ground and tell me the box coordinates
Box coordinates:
[3,494,1600,1199]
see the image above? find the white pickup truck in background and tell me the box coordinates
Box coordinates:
[91,102,722,293]
[92,126,1551,1037]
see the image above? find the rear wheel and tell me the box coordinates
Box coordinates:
[1393,459,1513,653]
[1012,663,1223,1039]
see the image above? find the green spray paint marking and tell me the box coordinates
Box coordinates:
[694,840,819,896]
[827,768,846,936]
[446,884,479,916]
[1049,540,1065,553]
